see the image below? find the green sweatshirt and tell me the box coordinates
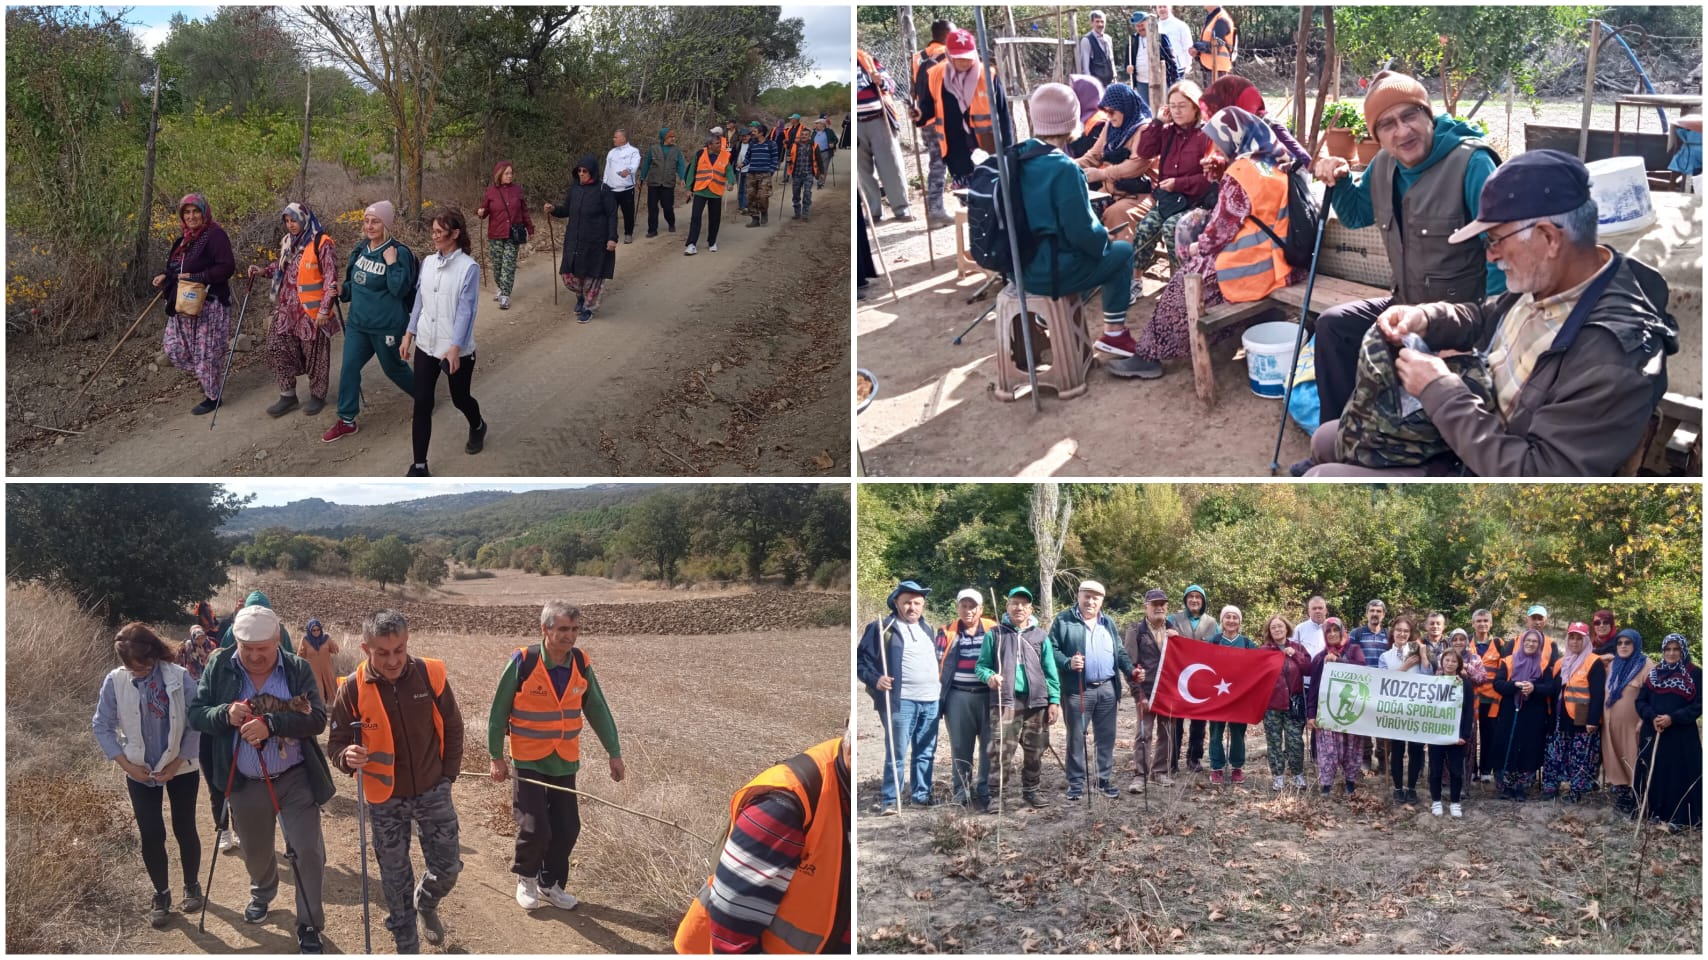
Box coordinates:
[341,237,419,333]
[487,644,621,776]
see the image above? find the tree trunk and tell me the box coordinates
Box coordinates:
[1293,7,1313,139]
[1148,16,1164,119]
[299,66,313,206]
[129,60,162,292]
[1030,484,1073,623]
[1308,8,1336,153]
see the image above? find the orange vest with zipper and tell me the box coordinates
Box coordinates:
[1559,653,1609,725]
[1198,8,1237,72]
[295,234,335,314]
[1215,157,1292,302]
[352,658,447,804]
[692,149,731,197]
[1473,638,1505,712]
[507,645,589,763]
[674,738,845,954]
[925,61,996,157]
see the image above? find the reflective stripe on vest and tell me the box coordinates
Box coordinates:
[926,60,996,157]
[693,150,730,197]
[1560,653,1608,725]
[352,657,447,804]
[1475,639,1504,710]
[1198,9,1236,72]
[508,645,588,763]
[1215,157,1291,302]
[673,738,845,954]
[297,235,333,314]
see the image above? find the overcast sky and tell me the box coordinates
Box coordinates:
[224,482,591,508]
[121,5,850,84]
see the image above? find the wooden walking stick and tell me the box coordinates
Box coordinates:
[72,290,164,409]
[989,587,1005,852]
[875,614,906,810]
[1633,724,1664,844]
[900,28,938,268]
[858,192,901,303]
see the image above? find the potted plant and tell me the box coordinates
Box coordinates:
[1322,101,1364,161]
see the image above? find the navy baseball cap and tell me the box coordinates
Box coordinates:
[1449,149,1592,244]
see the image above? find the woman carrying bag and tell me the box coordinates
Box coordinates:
[152,193,236,415]
[476,161,534,311]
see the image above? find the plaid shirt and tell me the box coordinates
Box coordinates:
[1485,250,1613,417]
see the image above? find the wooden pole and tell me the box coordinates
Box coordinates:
[299,66,312,206]
[1293,7,1313,140]
[1055,6,1064,81]
[1068,11,1079,83]
[898,5,936,263]
[1147,13,1164,120]
[128,60,162,292]
[73,291,163,409]
[1579,20,1602,160]
[1308,8,1336,154]
[1505,74,1515,155]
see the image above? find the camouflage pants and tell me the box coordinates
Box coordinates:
[987,704,1050,796]
[919,128,948,214]
[368,778,463,951]
[791,172,816,213]
[747,173,773,217]
[488,238,520,296]
[1262,709,1306,775]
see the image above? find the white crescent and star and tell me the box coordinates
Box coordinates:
[1177,663,1234,703]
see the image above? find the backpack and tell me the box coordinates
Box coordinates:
[1334,323,1496,469]
[967,141,1056,275]
[1244,165,1320,269]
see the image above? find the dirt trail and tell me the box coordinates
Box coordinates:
[9,163,850,478]
[97,625,846,955]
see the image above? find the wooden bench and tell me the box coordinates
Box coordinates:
[1185,217,1392,407]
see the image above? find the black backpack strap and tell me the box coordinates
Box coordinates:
[1245,213,1286,248]
[519,644,541,680]
[778,750,824,823]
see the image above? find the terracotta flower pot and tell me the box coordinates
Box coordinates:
[1356,138,1380,165]
[1324,127,1358,161]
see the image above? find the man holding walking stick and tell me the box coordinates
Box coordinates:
[188,604,332,954]
[489,600,624,913]
[978,587,1061,809]
[856,580,939,815]
[1049,580,1139,802]
[330,610,466,953]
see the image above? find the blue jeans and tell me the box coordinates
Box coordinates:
[879,698,940,806]
[1063,678,1119,792]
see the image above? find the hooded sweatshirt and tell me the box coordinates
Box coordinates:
[1167,586,1219,641]
[638,129,688,187]
[480,162,535,241]
[1329,115,1506,296]
[217,590,296,654]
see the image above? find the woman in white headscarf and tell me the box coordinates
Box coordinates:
[249,203,340,417]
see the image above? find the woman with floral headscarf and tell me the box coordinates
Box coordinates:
[1197,75,1311,175]
[1490,629,1561,801]
[1109,105,1306,380]
[298,618,340,705]
[1304,617,1367,798]
[151,193,236,415]
[1540,622,1605,802]
[182,625,218,684]
[248,203,340,417]
[1600,628,1652,814]
[1634,634,1701,830]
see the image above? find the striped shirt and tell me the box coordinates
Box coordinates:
[945,622,985,686]
[1485,250,1612,417]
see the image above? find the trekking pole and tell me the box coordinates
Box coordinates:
[858,192,901,303]
[951,302,998,345]
[72,290,165,410]
[1269,183,1336,475]
[249,705,297,894]
[974,7,1043,414]
[521,776,718,846]
[1080,658,1091,822]
[210,275,256,430]
[899,28,937,268]
[875,615,906,810]
[353,721,377,955]
[199,735,245,932]
[990,588,1005,828]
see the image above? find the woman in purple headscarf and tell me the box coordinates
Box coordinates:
[151,193,236,415]
[1490,629,1561,801]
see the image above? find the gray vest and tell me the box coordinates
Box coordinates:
[991,623,1051,710]
[1368,139,1494,305]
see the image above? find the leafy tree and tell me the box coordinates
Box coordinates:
[544,528,600,575]
[408,548,448,588]
[617,493,692,585]
[154,7,302,115]
[353,534,412,590]
[6,484,246,624]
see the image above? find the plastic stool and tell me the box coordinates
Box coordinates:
[992,287,1094,401]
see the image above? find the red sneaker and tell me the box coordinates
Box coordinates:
[1230,768,1246,784]
[321,419,359,443]
[1095,329,1138,358]
[1209,769,1225,785]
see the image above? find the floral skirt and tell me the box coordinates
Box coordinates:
[163,298,232,399]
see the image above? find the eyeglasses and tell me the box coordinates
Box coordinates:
[1484,221,1539,254]
[1593,617,1613,624]
[1372,105,1431,140]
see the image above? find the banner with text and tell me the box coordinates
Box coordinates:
[1314,662,1464,745]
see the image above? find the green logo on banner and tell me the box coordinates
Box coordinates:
[1327,673,1369,726]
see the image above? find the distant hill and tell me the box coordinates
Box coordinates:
[223,485,689,540]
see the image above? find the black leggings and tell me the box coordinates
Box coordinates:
[411,347,482,465]
[1477,707,1499,775]
[613,188,636,237]
[127,772,202,893]
[199,735,226,821]
[1389,738,1424,790]
[1428,744,1466,803]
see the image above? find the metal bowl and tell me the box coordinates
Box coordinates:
[856,368,878,414]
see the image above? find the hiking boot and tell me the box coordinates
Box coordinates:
[1094,329,1138,358]
[970,796,990,814]
[667,222,677,233]
[1431,801,1444,816]
[191,396,219,415]
[801,210,810,221]
[1210,770,1225,785]
[500,295,511,310]
[791,209,802,220]
[1293,774,1308,789]
[516,877,545,911]
[540,883,579,911]
[623,234,633,244]
[297,924,324,954]
[217,829,240,853]
[1449,803,1463,818]
[684,244,698,255]
[302,395,326,416]
[1100,785,1120,799]
[1156,774,1174,787]
[1288,457,1317,477]
[266,394,300,417]
[644,231,658,239]
[1128,777,1146,794]
[180,882,204,913]
[1231,768,1246,784]
[1106,355,1164,379]
[406,463,430,477]
[321,419,359,443]
[1024,790,1051,809]
[1187,760,1204,774]
[244,897,269,923]
[1394,788,1406,803]
[150,891,171,928]
[466,420,487,455]
[760,214,769,225]
[419,902,445,945]
[747,216,762,228]
[1271,775,1284,792]
[1407,788,1420,803]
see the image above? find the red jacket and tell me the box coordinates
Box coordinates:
[1262,639,1311,711]
[1136,119,1213,201]
[480,178,535,241]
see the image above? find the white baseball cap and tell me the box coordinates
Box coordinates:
[1079,580,1106,597]
[231,605,281,644]
[955,588,983,605]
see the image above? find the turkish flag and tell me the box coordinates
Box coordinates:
[1149,636,1284,724]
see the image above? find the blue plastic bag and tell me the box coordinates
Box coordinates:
[1286,335,1321,435]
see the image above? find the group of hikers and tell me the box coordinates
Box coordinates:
[147,113,839,477]
[855,7,1680,476]
[858,578,1702,831]
[94,593,849,954]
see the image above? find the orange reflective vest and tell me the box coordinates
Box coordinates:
[674,738,846,954]
[349,658,448,804]
[1472,637,1505,712]
[1198,7,1237,73]
[1559,653,1609,725]
[925,60,996,157]
[857,48,904,128]
[910,43,948,122]
[296,234,336,315]
[692,149,731,197]
[507,644,589,763]
[1215,157,1292,302]
[786,126,821,177]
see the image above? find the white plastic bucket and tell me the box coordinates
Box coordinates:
[1586,156,1656,236]
[1694,173,1704,196]
[1241,320,1301,399]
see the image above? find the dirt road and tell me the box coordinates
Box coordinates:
[9,163,850,478]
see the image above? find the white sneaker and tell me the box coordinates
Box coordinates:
[492,291,501,302]
[1292,774,1307,789]
[1127,777,1145,794]
[217,829,240,854]
[684,244,698,255]
[1431,801,1444,817]
[516,877,545,911]
[1449,803,1463,818]
[709,242,719,252]
[1272,775,1284,792]
[539,884,579,911]
[499,295,511,310]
